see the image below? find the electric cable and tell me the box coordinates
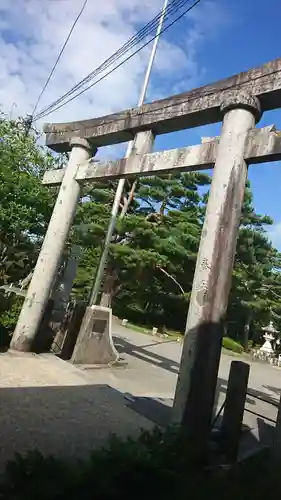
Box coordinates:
[34,0,188,119]
[34,0,199,121]
[31,0,88,118]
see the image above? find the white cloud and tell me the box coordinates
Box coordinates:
[0,0,230,158]
[267,222,281,250]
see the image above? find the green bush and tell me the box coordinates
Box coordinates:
[0,428,204,500]
[0,295,23,331]
[222,337,243,354]
[0,429,278,500]
[0,295,23,350]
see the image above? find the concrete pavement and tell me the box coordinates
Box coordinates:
[0,349,153,470]
[0,321,280,468]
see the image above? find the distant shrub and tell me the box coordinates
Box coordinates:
[0,296,23,332]
[222,337,243,354]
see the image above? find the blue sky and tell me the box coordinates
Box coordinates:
[1,0,281,246]
[151,0,281,247]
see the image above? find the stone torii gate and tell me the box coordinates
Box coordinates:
[9,57,281,451]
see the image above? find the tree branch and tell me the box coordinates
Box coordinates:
[156,265,185,296]
[120,180,138,217]
[138,196,155,212]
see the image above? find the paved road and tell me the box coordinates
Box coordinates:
[81,321,281,449]
[89,321,281,401]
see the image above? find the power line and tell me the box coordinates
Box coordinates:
[89,0,169,306]
[34,0,187,120]
[31,0,88,118]
[34,0,198,121]
[48,0,185,101]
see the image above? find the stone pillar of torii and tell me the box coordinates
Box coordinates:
[8,56,281,453]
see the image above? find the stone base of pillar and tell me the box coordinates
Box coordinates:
[220,361,250,464]
[71,306,119,366]
[32,299,55,354]
[10,298,55,354]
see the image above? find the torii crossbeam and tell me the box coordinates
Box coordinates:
[42,125,281,186]
[43,57,281,151]
[10,57,281,454]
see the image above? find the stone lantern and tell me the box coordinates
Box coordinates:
[259,321,278,356]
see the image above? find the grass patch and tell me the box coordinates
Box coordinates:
[222,337,243,354]
[126,322,150,334]
[125,322,183,341]
[125,323,245,352]
[125,322,245,352]
[164,328,183,340]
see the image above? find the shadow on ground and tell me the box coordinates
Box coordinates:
[125,378,276,429]
[0,383,156,471]
[114,335,278,417]
[113,336,180,374]
[0,381,273,469]
[263,385,281,398]
[0,329,277,468]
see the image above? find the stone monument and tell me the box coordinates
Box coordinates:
[259,321,277,356]
[71,305,119,366]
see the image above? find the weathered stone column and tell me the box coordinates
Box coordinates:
[172,93,261,453]
[10,138,96,352]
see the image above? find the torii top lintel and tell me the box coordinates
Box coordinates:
[44,57,281,152]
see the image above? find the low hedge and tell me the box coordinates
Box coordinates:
[0,428,200,500]
[222,337,243,354]
[0,427,277,500]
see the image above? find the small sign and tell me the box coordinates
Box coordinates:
[91,319,107,337]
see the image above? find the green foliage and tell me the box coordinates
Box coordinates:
[75,172,211,330]
[222,337,243,354]
[0,114,58,287]
[75,173,281,341]
[0,296,24,330]
[0,114,59,336]
[226,181,281,348]
[0,429,279,500]
[1,113,281,348]
[0,428,185,500]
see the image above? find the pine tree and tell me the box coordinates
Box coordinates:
[227,181,281,348]
[74,171,211,330]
